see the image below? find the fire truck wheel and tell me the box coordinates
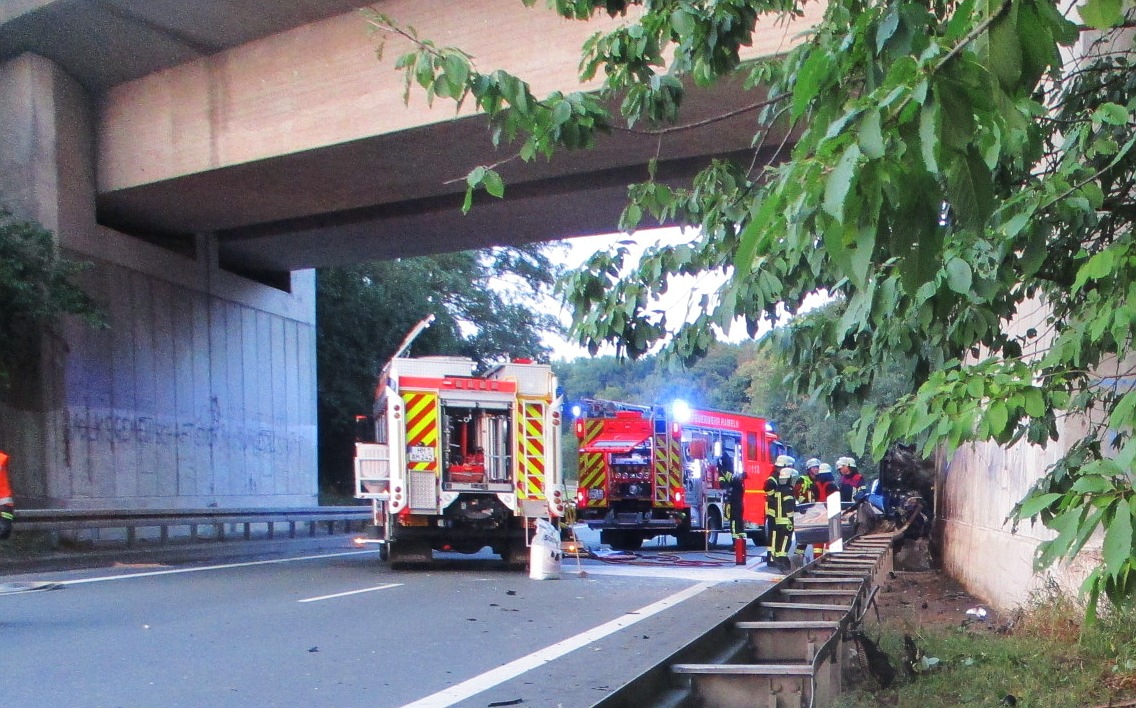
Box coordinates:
[379,543,390,562]
[706,507,723,546]
[676,531,703,551]
[503,540,529,571]
[389,539,433,569]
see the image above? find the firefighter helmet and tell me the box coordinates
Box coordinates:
[805,457,821,470]
[774,454,795,468]
[777,466,794,483]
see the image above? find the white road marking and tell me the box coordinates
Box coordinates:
[298,583,402,603]
[401,581,716,708]
[49,550,381,585]
[569,562,779,583]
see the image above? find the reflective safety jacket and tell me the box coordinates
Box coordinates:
[764,475,796,524]
[794,474,818,503]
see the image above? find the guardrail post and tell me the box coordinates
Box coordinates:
[267,522,275,540]
[243,522,251,541]
[127,526,136,548]
[289,521,296,538]
[160,525,169,545]
[216,523,225,541]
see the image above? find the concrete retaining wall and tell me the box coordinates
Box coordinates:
[0,52,317,509]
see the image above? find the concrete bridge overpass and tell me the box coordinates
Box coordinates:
[0,0,816,510]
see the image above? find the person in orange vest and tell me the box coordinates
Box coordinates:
[0,450,14,540]
[815,463,840,503]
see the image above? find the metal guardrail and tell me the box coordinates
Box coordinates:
[594,532,902,707]
[13,507,373,548]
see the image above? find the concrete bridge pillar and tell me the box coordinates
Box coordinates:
[0,52,318,510]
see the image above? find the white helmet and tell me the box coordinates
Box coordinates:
[818,463,833,475]
[777,466,794,483]
[805,457,821,470]
[775,454,795,468]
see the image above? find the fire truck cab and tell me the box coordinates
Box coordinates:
[574,400,787,551]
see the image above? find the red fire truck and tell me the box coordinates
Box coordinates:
[573,399,790,551]
[354,318,565,567]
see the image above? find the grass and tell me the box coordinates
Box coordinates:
[834,583,1136,707]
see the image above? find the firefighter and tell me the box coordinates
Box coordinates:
[719,453,745,544]
[764,454,797,572]
[815,463,839,503]
[794,458,822,503]
[0,449,14,540]
[837,456,866,502]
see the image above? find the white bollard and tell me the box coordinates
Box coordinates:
[827,493,844,553]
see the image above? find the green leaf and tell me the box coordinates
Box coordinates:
[824,144,862,222]
[987,14,1023,88]
[1073,248,1116,292]
[945,257,973,295]
[552,99,573,125]
[1103,498,1133,578]
[443,53,469,94]
[467,165,487,188]
[919,98,941,174]
[876,9,900,54]
[1019,492,1062,518]
[945,0,977,41]
[946,148,995,232]
[793,49,832,121]
[858,110,886,159]
[1070,475,1114,493]
[1024,388,1046,417]
[482,169,505,198]
[1080,0,1125,30]
[1109,391,1136,429]
[1093,102,1130,126]
[987,400,1008,436]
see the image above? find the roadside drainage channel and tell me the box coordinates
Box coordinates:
[593,532,900,708]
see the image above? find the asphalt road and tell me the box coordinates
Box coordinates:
[0,531,777,708]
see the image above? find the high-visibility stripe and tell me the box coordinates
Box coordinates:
[578,453,605,507]
[517,401,545,500]
[652,432,680,507]
[402,391,438,472]
[581,419,603,446]
[577,419,607,507]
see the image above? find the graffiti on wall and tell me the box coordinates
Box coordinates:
[67,397,311,460]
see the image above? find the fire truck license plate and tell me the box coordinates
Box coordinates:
[407,446,435,463]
